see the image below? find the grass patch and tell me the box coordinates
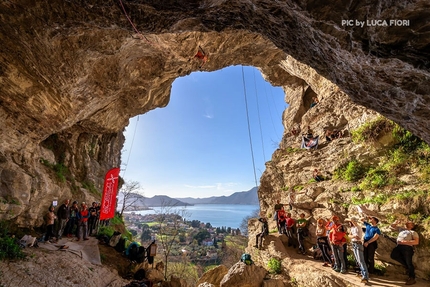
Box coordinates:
[351,117,395,143]
[334,159,366,182]
[82,181,100,196]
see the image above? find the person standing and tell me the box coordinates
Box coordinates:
[77,203,90,241]
[277,206,287,235]
[254,216,269,249]
[329,216,347,273]
[273,200,284,234]
[362,216,381,274]
[390,220,419,285]
[88,202,98,236]
[57,199,70,239]
[285,212,296,248]
[316,218,332,267]
[44,206,57,243]
[296,213,308,255]
[65,201,79,237]
[346,217,369,283]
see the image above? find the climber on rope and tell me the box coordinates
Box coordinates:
[194,46,209,68]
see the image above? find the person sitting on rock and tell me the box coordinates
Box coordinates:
[291,125,300,136]
[310,97,319,108]
[254,216,269,249]
[305,126,314,138]
[331,129,343,139]
[324,128,333,142]
[313,169,324,182]
[390,220,419,285]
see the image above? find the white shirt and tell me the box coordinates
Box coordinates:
[350,225,363,242]
[397,228,418,243]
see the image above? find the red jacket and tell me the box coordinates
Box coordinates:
[277,210,287,222]
[329,223,346,245]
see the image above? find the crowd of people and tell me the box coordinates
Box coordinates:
[43,199,108,243]
[256,206,420,286]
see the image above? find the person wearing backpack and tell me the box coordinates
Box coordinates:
[254,216,269,249]
[273,200,284,234]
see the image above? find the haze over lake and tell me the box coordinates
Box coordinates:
[133,204,260,229]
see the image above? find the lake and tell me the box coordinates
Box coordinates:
[133,204,260,229]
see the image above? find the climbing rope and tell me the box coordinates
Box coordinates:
[121,115,140,178]
[253,69,266,162]
[241,67,259,188]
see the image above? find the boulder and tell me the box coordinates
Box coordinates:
[220,262,267,287]
[196,265,228,287]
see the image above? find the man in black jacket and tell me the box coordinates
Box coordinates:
[57,199,70,239]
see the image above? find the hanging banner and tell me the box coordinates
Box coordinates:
[99,167,120,220]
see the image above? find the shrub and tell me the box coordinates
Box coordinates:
[334,160,366,182]
[0,221,26,261]
[267,258,282,274]
[351,117,395,143]
[98,226,115,238]
[347,254,356,266]
[359,168,388,190]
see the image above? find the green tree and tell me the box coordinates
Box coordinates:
[155,200,190,280]
[193,229,211,245]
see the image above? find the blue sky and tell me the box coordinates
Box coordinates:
[120,65,287,198]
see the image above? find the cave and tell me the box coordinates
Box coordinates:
[0,0,429,227]
[1,1,430,285]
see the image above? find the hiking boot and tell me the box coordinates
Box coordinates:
[76,239,80,241]
[340,270,347,274]
[361,278,369,284]
[334,269,341,272]
[84,238,89,240]
[253,245,258,248]
[405,278,416,285]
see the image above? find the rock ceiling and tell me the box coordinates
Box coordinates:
[0,0,429,153]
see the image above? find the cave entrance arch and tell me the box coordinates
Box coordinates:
[120,65,286,200]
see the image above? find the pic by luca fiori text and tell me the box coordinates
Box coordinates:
[342,19,410,28]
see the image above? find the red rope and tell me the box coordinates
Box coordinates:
[118,0,151,43]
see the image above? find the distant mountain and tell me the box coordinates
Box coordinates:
[143,195,193,207]
[118,194,192,210]
[175,186,259,205]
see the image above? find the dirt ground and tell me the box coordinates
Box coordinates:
[0,237,131,287]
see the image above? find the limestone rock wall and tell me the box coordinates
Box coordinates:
[0,0,429,232]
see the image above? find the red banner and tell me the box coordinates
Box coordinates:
[99,167,120,220]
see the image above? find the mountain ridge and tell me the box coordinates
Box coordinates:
[174,187,258,205]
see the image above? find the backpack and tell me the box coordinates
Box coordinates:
[240,253,253,265]
[109,231,121,247]
[115,237,126,252]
